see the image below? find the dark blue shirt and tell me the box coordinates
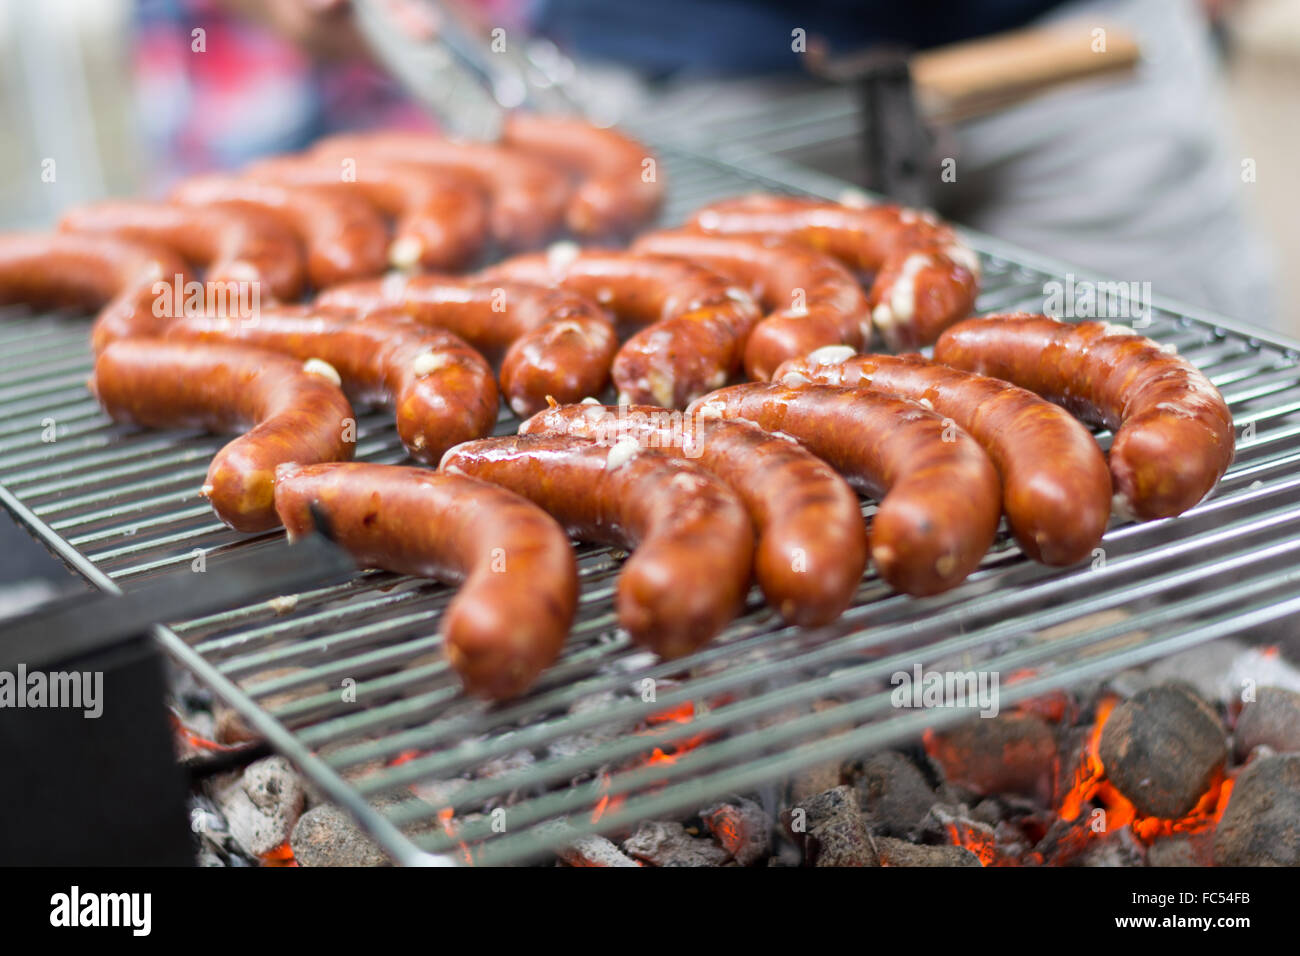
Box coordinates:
[531,0,1068,77]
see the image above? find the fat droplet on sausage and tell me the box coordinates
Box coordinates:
[837,187,873,208]
[412,350,450,377]
[388,236,423,271]
[807,344,857,366]
[546,240,581,272]
[302,357,342,385]
[605,436,641,470]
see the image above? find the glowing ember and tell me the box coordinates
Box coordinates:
[944,822,997,866]
[168,711,236,753]
[437,807,474,866]
[260,841,297,867]
[388,749,421,767]
[1056,695,1234,844]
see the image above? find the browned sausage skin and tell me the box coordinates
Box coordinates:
[502,113,664,237]
[59,199,305,302]
[520,402,866,626]
[688,383,1001,596]
[90,340,355,531]
[630,231,872,381]
[441,434,754,658]
[318,274,615,417]
[687,194,980,350]
[933,314,1235,521]
[168,174,391,286]
[311,132,570,249]
[163,306,498,463]
[0,232,190,348]
[243,155,490,272]
[274,462,577,700]
[480,246,762,407]
[774,348,1112,565]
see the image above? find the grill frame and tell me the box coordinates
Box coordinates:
[2,142,1298,867]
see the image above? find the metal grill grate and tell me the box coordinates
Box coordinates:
[3,144,1299,866]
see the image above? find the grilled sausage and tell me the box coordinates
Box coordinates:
[689,383,1001,596]
[480,246,762,407]
[630,231,872,381]
[933,314,1235,520]
[312,131,570,249]
[687,194,980,349]
[59,199,305,302]
[90,340,355,531]
[164,306,497,463]
[243,155,490,271]
[318,274,615,417]
[774,348,1111,565]
[520,402,866,626]
[168,174,391,286]
[501,113,664,237]
[441,434,754,658]
[0,232,190,348]
[274,462,578,699]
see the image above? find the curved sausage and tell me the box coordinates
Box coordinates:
[318,274,616,417]
[687,194,980,350]
[520,402,866,626]
[441,434,754,658]
[0,232,191,348]
[59,199,305,302]
[501,113,664,237]
[312,132,570,249]
[89,340,355,531]
[480,246,762,407]
[243,155,490,271]
[274,462,578,700]
[164,305,498,463]
[168,174,390,286]
[774,348,1111,565]
[689,383,1001,596]
[933,314,1235,520]
[630,231,872,381]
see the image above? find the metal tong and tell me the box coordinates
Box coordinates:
[350,0,584,139]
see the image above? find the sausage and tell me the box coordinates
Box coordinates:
[243,155,490,271]
[501,113,664,237]
[688,383,1001,596]
[933,314,1235,520]
[318,274,616,417]
[630,231,872,381]
[480,246,762,407]
[0,232,191,348]
[773,348,1111,565]
[274,462,578,699]
[520,402,866,626]
[59,199,305,302]
[168,174,390,286]
[164,306,498,463]
[441,434,754,658]
[687,194,980,349]
[89,340,355,531]
[312,132,570,249]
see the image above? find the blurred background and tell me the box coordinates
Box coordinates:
[0,0,1294,335]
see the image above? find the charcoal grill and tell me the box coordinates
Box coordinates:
[2,141,1298,866]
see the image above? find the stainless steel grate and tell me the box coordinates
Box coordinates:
[3,144,1299,866]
